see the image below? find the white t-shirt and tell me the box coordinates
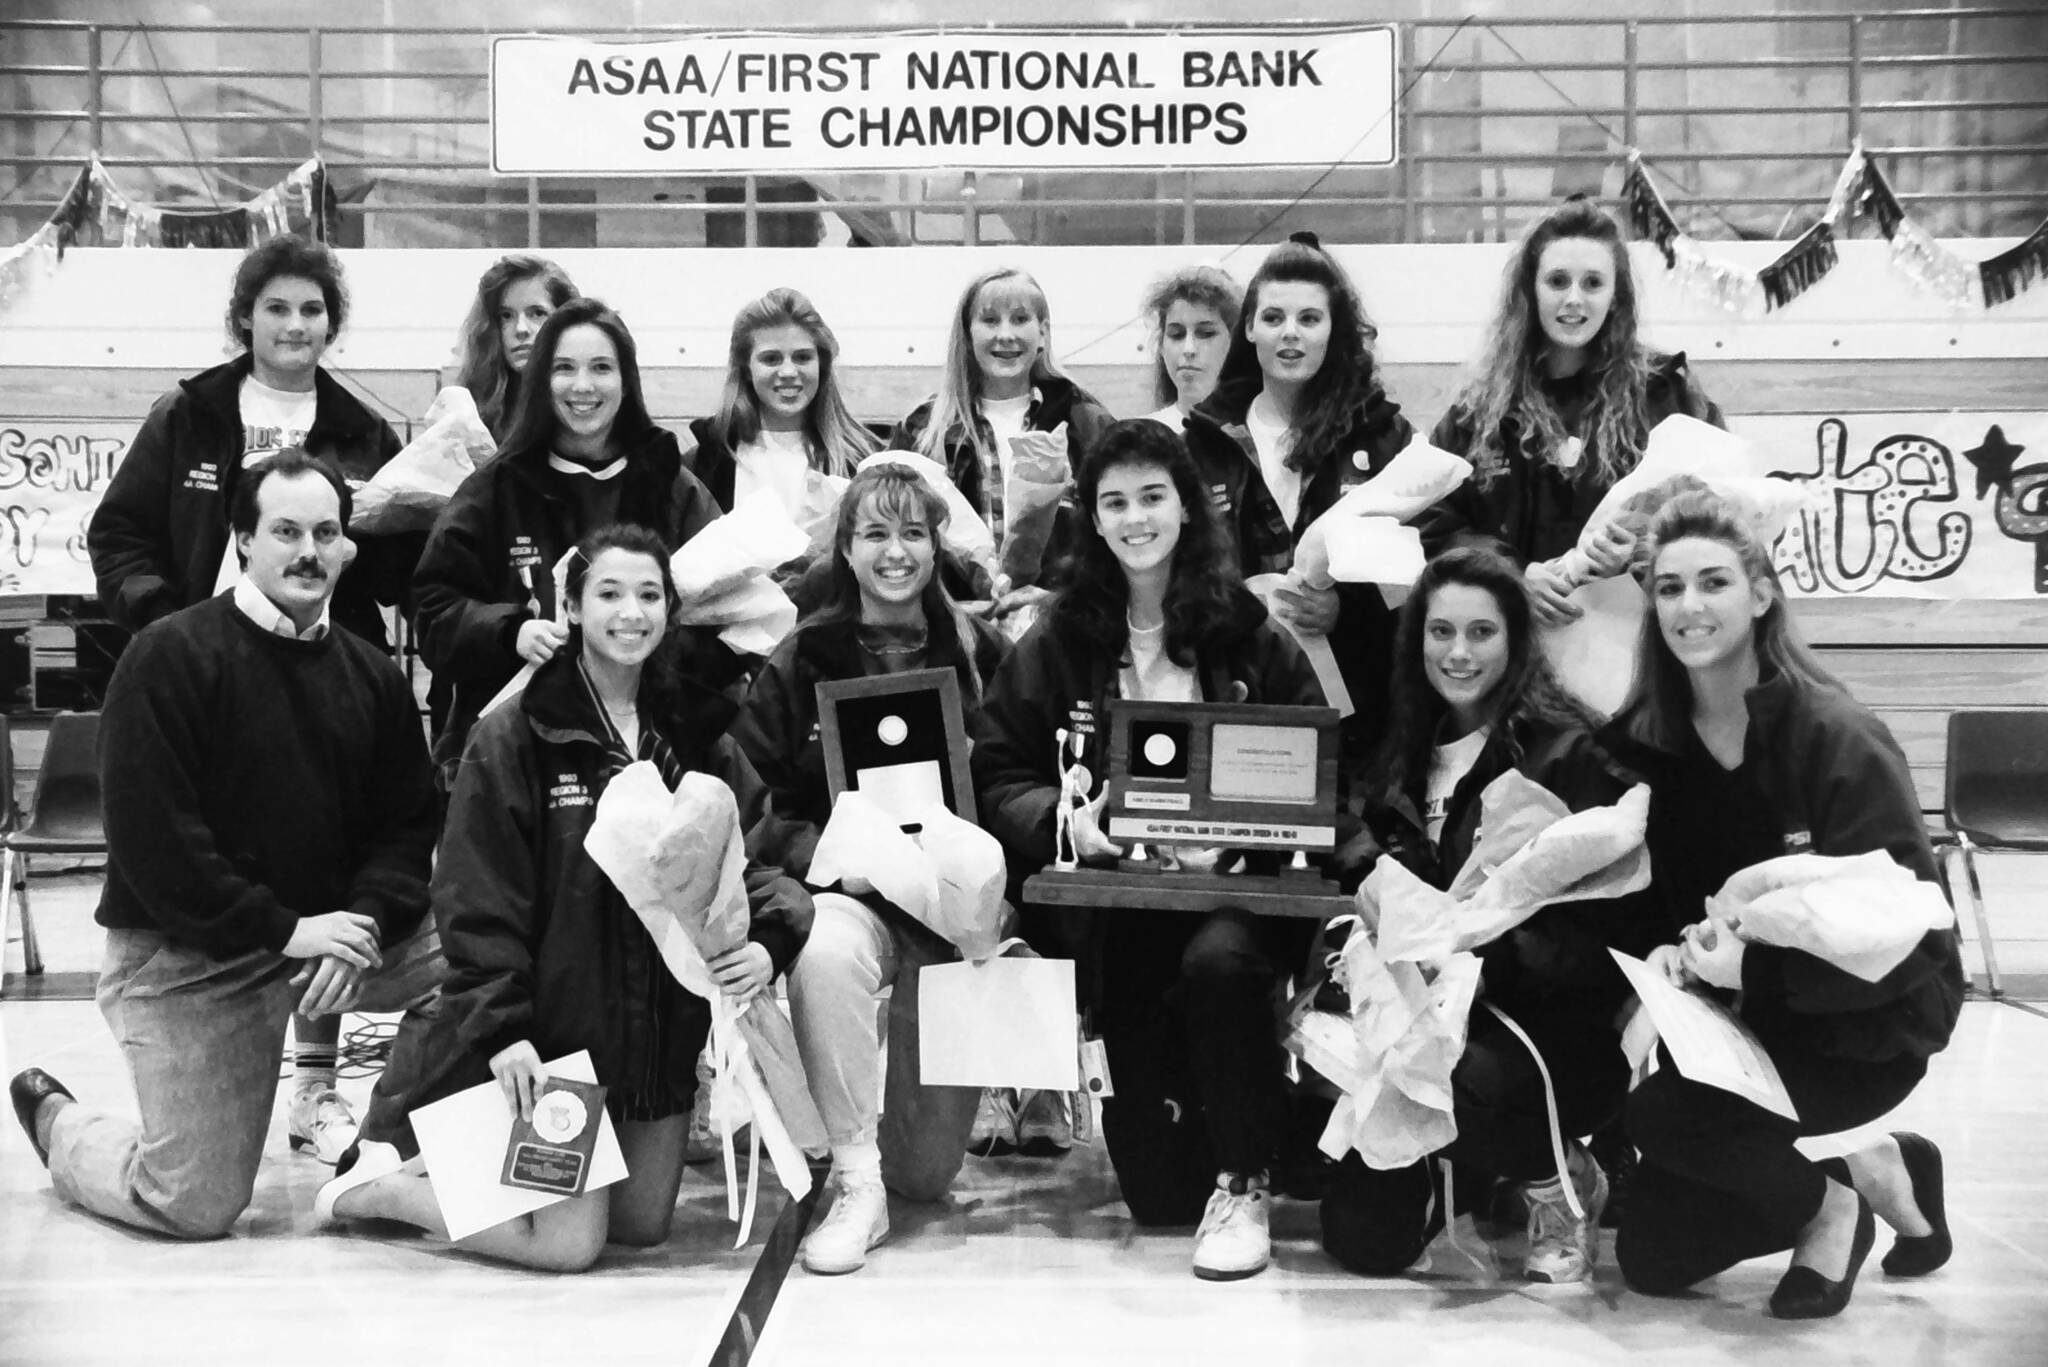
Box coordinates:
[1245,394,1301,528]
[1141,403,1185,431]
[239,376,317,470]
[732,427,811,520]
[1425,726,1492,847]
[216,377,321,593]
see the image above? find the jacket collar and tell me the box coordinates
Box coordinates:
[178,354,385,444]
[521,641,738,759]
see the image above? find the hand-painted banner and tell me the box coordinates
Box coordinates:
[0,420,129,597]
[1731,412,2048,599]
[490,27,1397,175]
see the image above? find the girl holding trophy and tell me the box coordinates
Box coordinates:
[316,523,811,1271]
[734,462,1012,1276]
[973,419,1327,1282]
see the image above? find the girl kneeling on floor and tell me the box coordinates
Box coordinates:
[1318,546,1639,1284]
[316,523,812,1271]
[1603,490,1961,1318]
[733,462,1014,1276]
[972,418,1329,1282]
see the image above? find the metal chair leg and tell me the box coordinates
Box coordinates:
[1955,834,2004,1000]
[15,849,42,976]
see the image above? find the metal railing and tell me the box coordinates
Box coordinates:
[1,8,2042,249]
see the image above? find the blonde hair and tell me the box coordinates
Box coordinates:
[915,267,1067,471]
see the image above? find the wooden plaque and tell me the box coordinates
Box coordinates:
[816,667,977,825]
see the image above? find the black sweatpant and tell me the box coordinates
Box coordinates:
[1616,1041,1926,1295]
[1320,1003,1629,1276]
[1095,907,1313,1227]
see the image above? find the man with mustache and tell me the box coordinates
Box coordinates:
[86,234,420,1166]
[11,451,440,1240]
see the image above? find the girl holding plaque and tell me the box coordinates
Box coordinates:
[451,254,579,444]
[1317,546,1636,1285]
[973,419,1327,1282]
[893,266,1114,615]
[316,523,812,1271]
[1601,490,1960,1317]
[414,298,725,783]
[1180,231,1414,734]
[682,287,877,518]
[1139,265,1243,430]
[733,463,1011,1276]
[1418,197,1723,625]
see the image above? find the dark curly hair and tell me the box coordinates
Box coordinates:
[1047,418,1240,668]
[1378,545,1598,803]
[226,234,347,350]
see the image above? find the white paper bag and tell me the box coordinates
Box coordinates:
[410,1050,629,1242]
[918,954,1079,1091]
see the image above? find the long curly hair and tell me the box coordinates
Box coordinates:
[1621,489,1844,752]
[1141,264,1244,410]
[495,298,657,467]
[562,521,686,733]
[710,287,876,477]
[915,267,1070,471]
[453,255,578,442]
[1455,197,1657,489]
[803,463,985,702]
[1378,547,1599,802]
[1212,232,1386,474]
[1047,419,1241,669]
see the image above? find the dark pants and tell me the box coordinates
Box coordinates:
[1095,907,1312,1227]
[1321,1004,1629,1276]
[1617,1041,1927,1295]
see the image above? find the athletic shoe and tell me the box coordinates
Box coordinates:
[313,1139,404,1224]
[1523,1145,1609,1284]
[968,1089,1019,1157]
[287,1087,360,1166]
[1012,1089,1072,1157]
[801,1173,890,1275]
[1193,1172,1272,1281]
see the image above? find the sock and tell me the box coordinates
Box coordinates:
[831,1140,882,1185]
[293,1016,340,1097]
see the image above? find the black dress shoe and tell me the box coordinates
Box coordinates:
[1881,1131,1953,1277]
[9,1068,76,1168]
[1770,1195,1876,1320]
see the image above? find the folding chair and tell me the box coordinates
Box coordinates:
[0,711,107,997]
[1940,710,2048,1001]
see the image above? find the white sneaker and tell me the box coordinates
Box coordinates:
[801,1173,890,1275]
[288,1087,360,1166]
[1192,1172,1272,1281]
[313,1140,404,1224]
[968,1089,1019,1157]
[1013,1089,1072,1157]
[1523,1146,1609,1284]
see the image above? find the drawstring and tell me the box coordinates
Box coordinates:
[1481,1001,1582,1221]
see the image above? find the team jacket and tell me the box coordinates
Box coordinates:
[1601,673,1965,1065]
[1366,716,1639,1028]
[415,648,812,1111]
[1419,351,1724,566]
[411,424,721,768]
[890,374,1114,590]
[1179,372,1413,738]
[731,612,1011,883]
[87,354,411,649]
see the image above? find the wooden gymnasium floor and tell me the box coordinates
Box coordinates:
[4,870,2046,1367]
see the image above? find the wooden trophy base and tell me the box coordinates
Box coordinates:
[1023,865,1351,918]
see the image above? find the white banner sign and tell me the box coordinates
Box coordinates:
[1733,413,2048,599]
[0,420,129,597]
[490,27,1397,175]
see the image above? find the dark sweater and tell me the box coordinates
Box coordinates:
[95,593,438,958]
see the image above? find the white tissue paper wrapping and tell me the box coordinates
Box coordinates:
[671,491,808,657]
[1708,849,1955,983]
[807,789,1008,965]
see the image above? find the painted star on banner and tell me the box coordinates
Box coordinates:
[1963,424,2026,500]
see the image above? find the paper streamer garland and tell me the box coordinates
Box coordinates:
[1980,217,2048,308]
